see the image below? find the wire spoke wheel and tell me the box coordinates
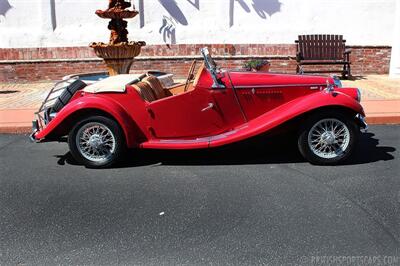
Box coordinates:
[307,118,350,159]
[76,122,116,163]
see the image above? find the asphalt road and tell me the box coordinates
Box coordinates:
[0,126,399,265]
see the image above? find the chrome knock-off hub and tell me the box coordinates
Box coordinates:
[88,134,103,149]
[320,131,336,145]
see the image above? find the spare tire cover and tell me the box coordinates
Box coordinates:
[52,79,87,112]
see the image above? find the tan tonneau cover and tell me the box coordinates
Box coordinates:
[83,74,142,93]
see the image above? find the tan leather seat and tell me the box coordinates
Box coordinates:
[142,76,167,100]
[132,82,157,102]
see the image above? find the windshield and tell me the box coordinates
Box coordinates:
[200,47,225,88]
[201,47,217,72]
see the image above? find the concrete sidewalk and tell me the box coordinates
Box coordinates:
[0,75,399,133]
[342,75,400,124]
[0,81,51,133]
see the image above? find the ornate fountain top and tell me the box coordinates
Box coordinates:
[90,0,146,75]
[96,0,138,20]
[108,0,131,10]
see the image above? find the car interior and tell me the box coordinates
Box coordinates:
[131,61,205,103]
[81,48,218,103]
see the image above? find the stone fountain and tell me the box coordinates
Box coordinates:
[90,0,146,76]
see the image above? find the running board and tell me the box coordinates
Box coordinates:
[139,126,247,149]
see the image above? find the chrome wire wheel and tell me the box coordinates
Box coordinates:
[307,118,350,159]
[76,122,116,163]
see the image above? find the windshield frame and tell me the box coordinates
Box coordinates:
[200,47,225,89]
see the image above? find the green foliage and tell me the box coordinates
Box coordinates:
[243,59,270,71]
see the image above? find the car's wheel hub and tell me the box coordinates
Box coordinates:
[307,118,350,159]
[321,131,336,145]
[88,134,103,149]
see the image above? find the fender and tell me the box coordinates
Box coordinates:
[209,90,364,147]
[34,95,142,148]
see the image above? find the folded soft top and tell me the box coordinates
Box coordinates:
[83,74,143,93]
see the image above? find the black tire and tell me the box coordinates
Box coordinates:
[52,79,87,112]
[68,116,126,168]
[297,112,359,165]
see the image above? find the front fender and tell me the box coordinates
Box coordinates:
[210,90,364,147]
[34,96,141,148]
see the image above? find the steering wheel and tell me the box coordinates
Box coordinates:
[184,60,197,92]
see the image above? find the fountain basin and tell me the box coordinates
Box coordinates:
[90,42,146,76]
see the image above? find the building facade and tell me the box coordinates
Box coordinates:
[0,0,398,81]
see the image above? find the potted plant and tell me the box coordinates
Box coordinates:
[243,59,270,72]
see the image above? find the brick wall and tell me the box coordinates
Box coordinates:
[0,44,391,82]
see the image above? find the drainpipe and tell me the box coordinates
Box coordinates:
[389,0,400,78]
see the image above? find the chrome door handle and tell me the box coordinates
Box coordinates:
[201,103,214,112]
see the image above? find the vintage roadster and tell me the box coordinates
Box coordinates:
[31,48,367,168]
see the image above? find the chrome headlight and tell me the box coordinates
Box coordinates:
[356,88,361,102]
[331,75,342,88]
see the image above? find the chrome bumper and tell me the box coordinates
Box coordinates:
[356,114,368,132]
[29,120,39,142]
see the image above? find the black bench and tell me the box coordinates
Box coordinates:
[295,34,351,78]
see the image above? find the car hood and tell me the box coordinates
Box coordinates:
[227,71,333,88]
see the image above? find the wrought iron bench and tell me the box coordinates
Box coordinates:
[295,34,351,78]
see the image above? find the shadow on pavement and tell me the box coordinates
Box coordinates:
[55,132,395,168]
[344,132,395,165]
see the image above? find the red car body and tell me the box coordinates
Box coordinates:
[32,48,366,167]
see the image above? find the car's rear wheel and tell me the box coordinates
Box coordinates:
[298,112,359,165]
[68,116,125,168]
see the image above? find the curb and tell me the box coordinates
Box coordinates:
[0,109,36,134]
[0,126,32,134]
[362,100,400,126]
[365,116,400,125]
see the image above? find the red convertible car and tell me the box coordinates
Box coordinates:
[31,48,367,168]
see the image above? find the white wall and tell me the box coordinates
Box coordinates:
[0,0,397,48]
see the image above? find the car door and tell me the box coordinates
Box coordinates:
[146,86,226,139]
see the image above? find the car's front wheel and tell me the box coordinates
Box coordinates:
[68,116,125,168]
[298,112,359,165]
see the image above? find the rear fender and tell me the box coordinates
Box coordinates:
[210,91,364,147]
[35,96,141,148]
